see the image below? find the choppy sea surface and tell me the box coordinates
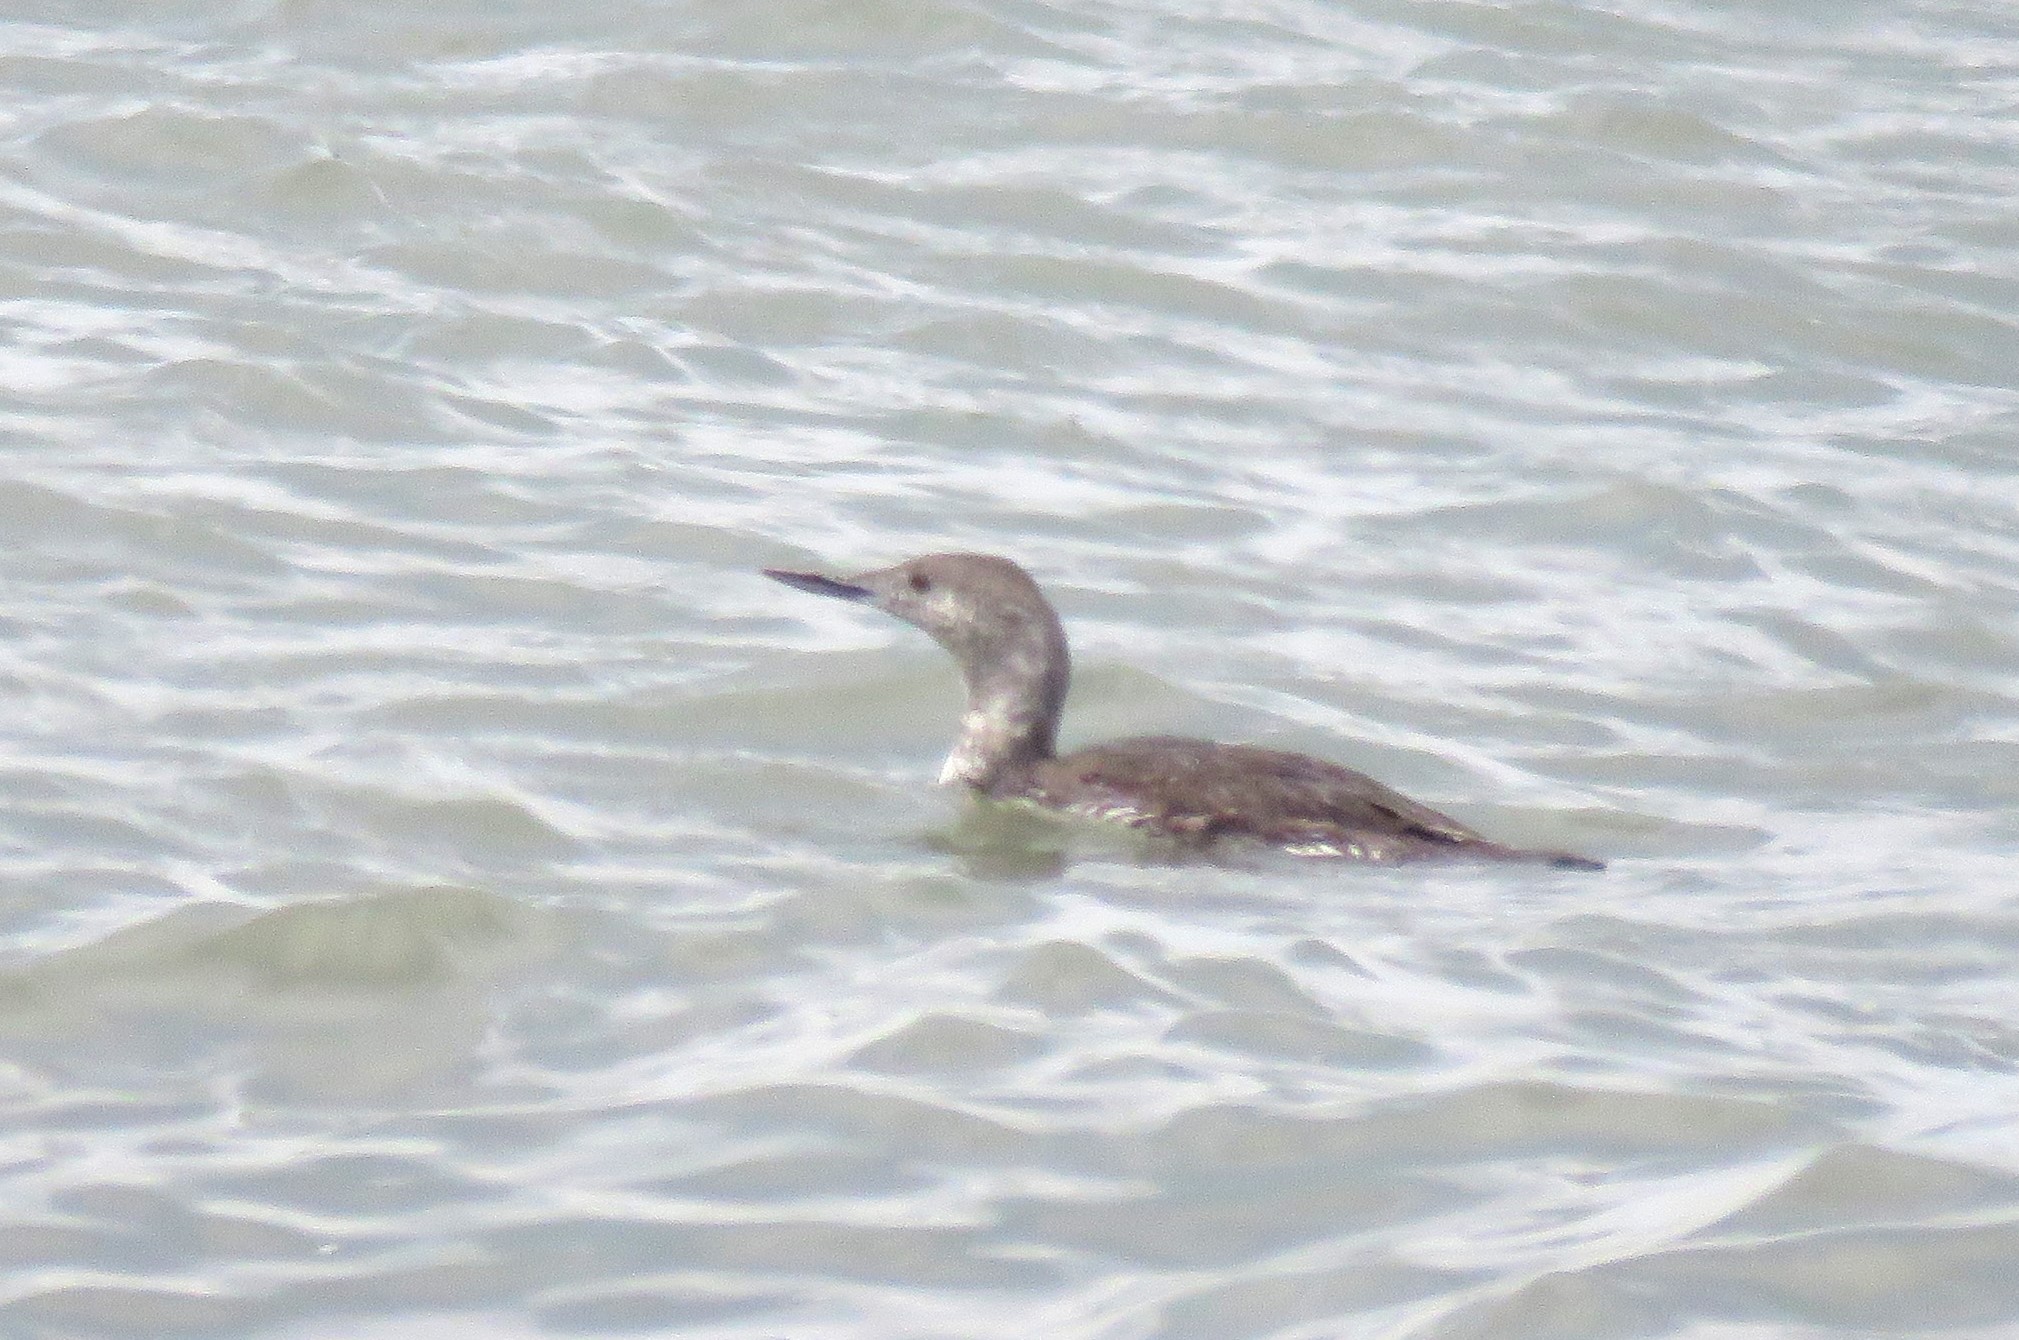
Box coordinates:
[4,1,2019,1336]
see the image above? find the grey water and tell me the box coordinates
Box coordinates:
[3,0,2019,1336]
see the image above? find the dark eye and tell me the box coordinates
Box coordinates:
[908,571,932,593]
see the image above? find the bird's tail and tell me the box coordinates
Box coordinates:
[1466,840,1606,871]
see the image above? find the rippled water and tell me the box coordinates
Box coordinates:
[4,0,2019,1336]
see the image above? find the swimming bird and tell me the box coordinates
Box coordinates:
[764,553,1602,870]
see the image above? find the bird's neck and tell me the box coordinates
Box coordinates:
[938,632,1068,793]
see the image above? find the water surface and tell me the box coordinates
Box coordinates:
[3,0,2018,1336]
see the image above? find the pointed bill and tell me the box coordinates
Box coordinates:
[763,568,874,602]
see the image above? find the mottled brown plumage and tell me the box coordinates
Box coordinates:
[764,553,1602,870]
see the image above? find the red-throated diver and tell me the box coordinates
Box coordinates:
[764,553,1602,870]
